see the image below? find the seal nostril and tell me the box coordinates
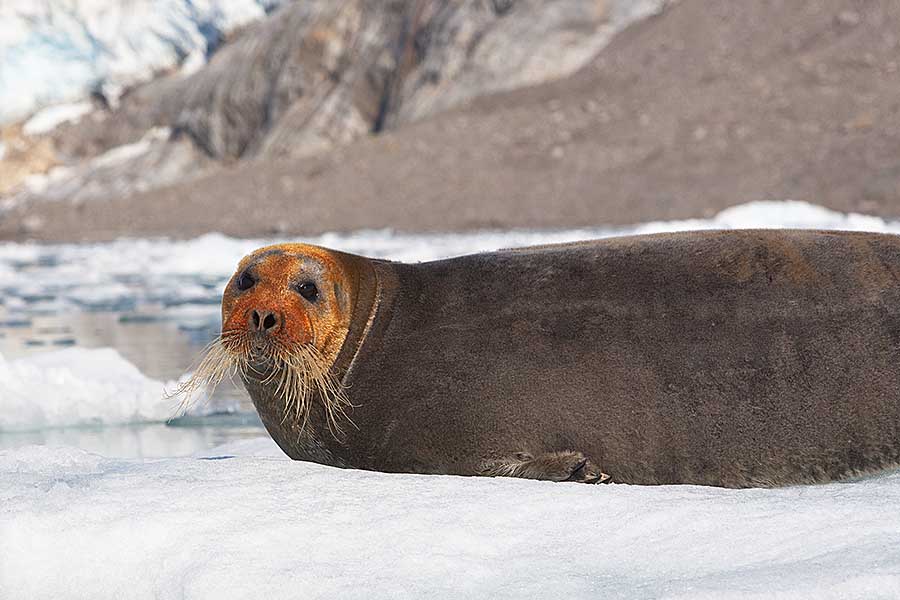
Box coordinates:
[263,313,277,330]
[251,310,261,329]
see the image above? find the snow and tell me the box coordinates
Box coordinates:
[0,442,898,599]
[0,347,169,431]
[22,101,94,136]
[630,200,894,234]
[0,0,286,124]
[90,127,171,168]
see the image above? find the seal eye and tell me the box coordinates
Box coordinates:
[296,281,318,302]
[236,271,255,291]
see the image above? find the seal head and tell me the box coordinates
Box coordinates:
[174,243,376,450]
[225,243,380,438]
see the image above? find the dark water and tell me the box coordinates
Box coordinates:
[0,308,266,458]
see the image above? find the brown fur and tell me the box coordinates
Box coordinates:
[221,230,900,487]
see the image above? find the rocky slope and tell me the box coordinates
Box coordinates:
[3,0,900,241]
[1,0,664,220]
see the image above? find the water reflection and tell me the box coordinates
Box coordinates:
[0,419,264,459]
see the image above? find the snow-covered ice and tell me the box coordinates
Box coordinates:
[0,0,285,124]
[1,442,899,599]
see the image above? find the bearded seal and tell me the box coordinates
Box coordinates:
[178,230,900,487]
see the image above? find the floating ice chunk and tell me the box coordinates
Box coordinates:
[64,282,136,311]
[162,304,221,320]
[0,347,172,431]
[21,165,75,195]
[156,283,221,307]
[630,200,899,234]
[712,199,894,231]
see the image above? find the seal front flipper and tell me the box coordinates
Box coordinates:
[479,451,611,484]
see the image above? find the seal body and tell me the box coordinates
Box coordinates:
[234,230,900,487]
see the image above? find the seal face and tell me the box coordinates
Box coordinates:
[222,244,355,369]
[217,243,376,444]
[180,230,900,488]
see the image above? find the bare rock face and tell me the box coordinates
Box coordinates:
[386,0,666,127]
[45,0,666,163]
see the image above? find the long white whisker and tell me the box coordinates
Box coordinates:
[166,332,250,419]
[167,330,354,439]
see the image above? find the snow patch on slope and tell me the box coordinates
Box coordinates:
[91,127,171,168]
[22,101,94,136]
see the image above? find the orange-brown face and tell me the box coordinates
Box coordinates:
[221,243,357,367]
